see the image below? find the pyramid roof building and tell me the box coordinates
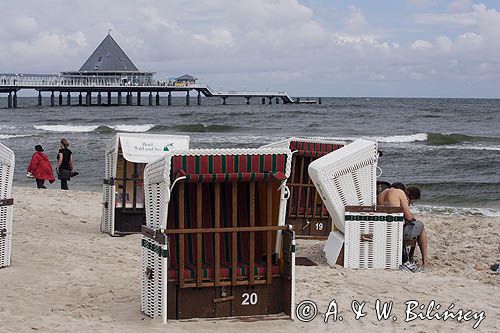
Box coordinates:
[61,33,153,84]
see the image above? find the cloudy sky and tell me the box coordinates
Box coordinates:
[1,0,499,97]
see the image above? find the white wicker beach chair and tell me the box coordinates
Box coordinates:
[262,137,346,238]
[0,143,15,268]
[100,133,190,236]
[142,148,295,322]
[309,139,404,269]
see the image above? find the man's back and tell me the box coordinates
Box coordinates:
[377,188,414,221]
[377,188,406,207]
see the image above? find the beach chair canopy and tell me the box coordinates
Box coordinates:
[115,133,190,163]
[0,143,15,268]
[308,139,378,233]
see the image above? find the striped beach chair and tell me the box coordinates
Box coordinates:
[262,137,345,238]
[142,148,296,322]
[0,143,15,268]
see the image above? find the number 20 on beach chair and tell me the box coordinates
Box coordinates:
[0,143,15,268]
[141,148,296,322]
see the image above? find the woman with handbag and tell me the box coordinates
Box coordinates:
[27,145,55,189]
[56,138,74,190]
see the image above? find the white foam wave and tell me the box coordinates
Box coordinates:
[34,125,99,133]
[331,133,428,144]
[442,145,500,151]
[0,134,30,139]
[374,133,428,143]
[415,204,500,218]
[34,124,155,133]
[109,124,155,132]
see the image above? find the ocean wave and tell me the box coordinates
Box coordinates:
[0,134,31,139]
[34,125,100,133]
[163,124,243,133]
[34,124,155,133]
[330,133,428,144]
[110,124,155,132]
[426,132,498,146]
[415,204,500,218]
[442,145,500,151]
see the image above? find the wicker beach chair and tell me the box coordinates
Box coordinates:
[0,143,15,268]
[261,137,345,238]
[309,139,403,269]
[101,133,190,236]
[141,148,295,322]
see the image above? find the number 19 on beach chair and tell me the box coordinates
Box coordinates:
[262,137,345,239]
[141,148,295,322]
[0,143,15,268]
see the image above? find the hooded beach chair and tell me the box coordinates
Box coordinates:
[0,143,15,268]
[309,139,404,269]
[141,148,296,322]
[101,133,190,236]
[261,137,345,238]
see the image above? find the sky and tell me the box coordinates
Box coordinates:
[1,0,500,98]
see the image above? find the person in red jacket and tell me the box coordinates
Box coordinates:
[27,145,55,189]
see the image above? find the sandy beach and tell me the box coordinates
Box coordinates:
[0,187,499,333]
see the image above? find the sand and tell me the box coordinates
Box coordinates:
[0,187,499,332]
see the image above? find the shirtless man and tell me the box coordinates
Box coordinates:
[377,185,428,266]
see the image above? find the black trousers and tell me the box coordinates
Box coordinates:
[36,179,45,188]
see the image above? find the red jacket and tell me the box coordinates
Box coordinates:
[28,152,55,181]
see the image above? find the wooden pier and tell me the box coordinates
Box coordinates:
[0,79,296,107]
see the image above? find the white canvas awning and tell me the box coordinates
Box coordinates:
[118,133,190,163]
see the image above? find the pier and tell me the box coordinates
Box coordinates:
[0,33,314,108]
[0,76,294,107]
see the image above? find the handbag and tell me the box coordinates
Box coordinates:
[58,169,72,180]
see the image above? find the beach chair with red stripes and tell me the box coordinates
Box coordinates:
[141,148,295,322]
[262,137,345,238]
[0,143,15,268]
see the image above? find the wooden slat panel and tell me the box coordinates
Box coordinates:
[266,182,272,285]
[303,156,312,225]
[178,182,185,288]
[295,156,305,218]
[232,182,238,285]
[196,183,203,287]
[249,181,255,285]
[287,155,296,216]
[214,183,221,286]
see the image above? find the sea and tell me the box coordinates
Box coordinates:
[1,96,499,217]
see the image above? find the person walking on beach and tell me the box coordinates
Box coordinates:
[27,145,55,189]
[56,138,74,190]
[377,184,428,267]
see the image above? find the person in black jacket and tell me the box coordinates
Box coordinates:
[56,138,74,190]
